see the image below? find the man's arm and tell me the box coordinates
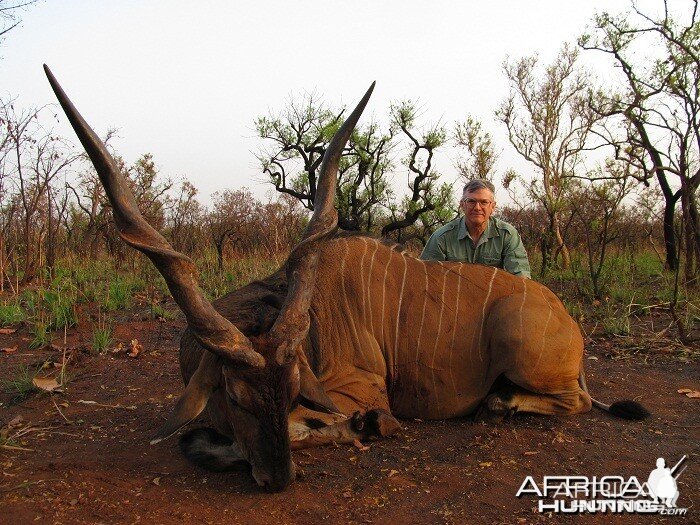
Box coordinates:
[503,229,531,278]
[420,231,447,261]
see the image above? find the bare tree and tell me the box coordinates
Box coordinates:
[252,193,306,256]
[497,44,601,276]
[1,103,79,282]
[570,163,636,299]
[166,180,203,253]
[0,0,38,41]
[581,0,700,278]
[207,188,256,271]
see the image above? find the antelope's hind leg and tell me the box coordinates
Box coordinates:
[482,292,592,420]
[289,406,401,450]
[476,378,591,421]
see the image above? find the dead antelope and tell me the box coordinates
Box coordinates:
[44,65,648,492]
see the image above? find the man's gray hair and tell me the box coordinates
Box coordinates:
[463,179,495,196]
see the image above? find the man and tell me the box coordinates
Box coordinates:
[420,179,531,278]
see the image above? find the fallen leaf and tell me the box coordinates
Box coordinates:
[152,477,160,486]
[127,339,142,358]
[523,451,538,456]
[479,461,492,468]
[1,347,17,354]
[388,469,399,477]
[587,356,598,360]
[0,328,17,334]
[8,415,23,428]
[32,377,61,393]
[677,388,700,398]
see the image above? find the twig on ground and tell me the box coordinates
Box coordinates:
[52,398,72,423]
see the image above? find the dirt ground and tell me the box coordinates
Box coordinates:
[1,308,698,525]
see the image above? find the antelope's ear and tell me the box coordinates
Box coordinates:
[150,352,221,444]
[297,351,343,416]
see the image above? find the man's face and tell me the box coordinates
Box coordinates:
[460,188,496,231]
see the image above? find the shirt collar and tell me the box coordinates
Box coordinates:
[458,216,500,241]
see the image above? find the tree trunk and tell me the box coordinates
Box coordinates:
[553,214,570,270]
[215,240,224,272]
[539,232,551,279]
[662,198,679,271]
[686,188,700,285]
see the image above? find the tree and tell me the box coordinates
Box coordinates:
[581,0,700,278]
[339,121,394,231]
[256,93,343,211]
[569,164,635,299]
[256,95,449,240]
[252,194,306,256]
[380,100,449,240]
[497,44,601,276]
[1,103,80,282]
[67,150,172,262]
[165,180,203,254]
[454,116,498,181]
[207,188,256,271]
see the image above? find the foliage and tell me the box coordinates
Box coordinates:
[454,117,498,181]
[256,95,451,240]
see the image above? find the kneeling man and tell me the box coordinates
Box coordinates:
[420,179,531,278]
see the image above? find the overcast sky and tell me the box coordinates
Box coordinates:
[1,0,663,205]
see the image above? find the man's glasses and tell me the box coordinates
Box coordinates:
[461,198,493,207]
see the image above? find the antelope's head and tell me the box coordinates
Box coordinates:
[44,65,373,491]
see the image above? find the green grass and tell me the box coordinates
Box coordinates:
[199,253,282,299]
[42,285,78,330]
[1,365,38,401]
[29,320,51,349]
[0,301,24,326]
[149,303,175,321]
[105,277,133,311]
[91,322,113,353]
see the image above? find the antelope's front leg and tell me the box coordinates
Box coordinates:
[289,406,401,450]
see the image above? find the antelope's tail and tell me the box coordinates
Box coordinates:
[578,362,650,421]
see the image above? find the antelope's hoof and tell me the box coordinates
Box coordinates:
[351,409,401,438]
[475,394,516,423]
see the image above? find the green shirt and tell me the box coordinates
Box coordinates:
[420,216,531,278]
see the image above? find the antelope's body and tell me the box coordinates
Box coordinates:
[182,234,590,449]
